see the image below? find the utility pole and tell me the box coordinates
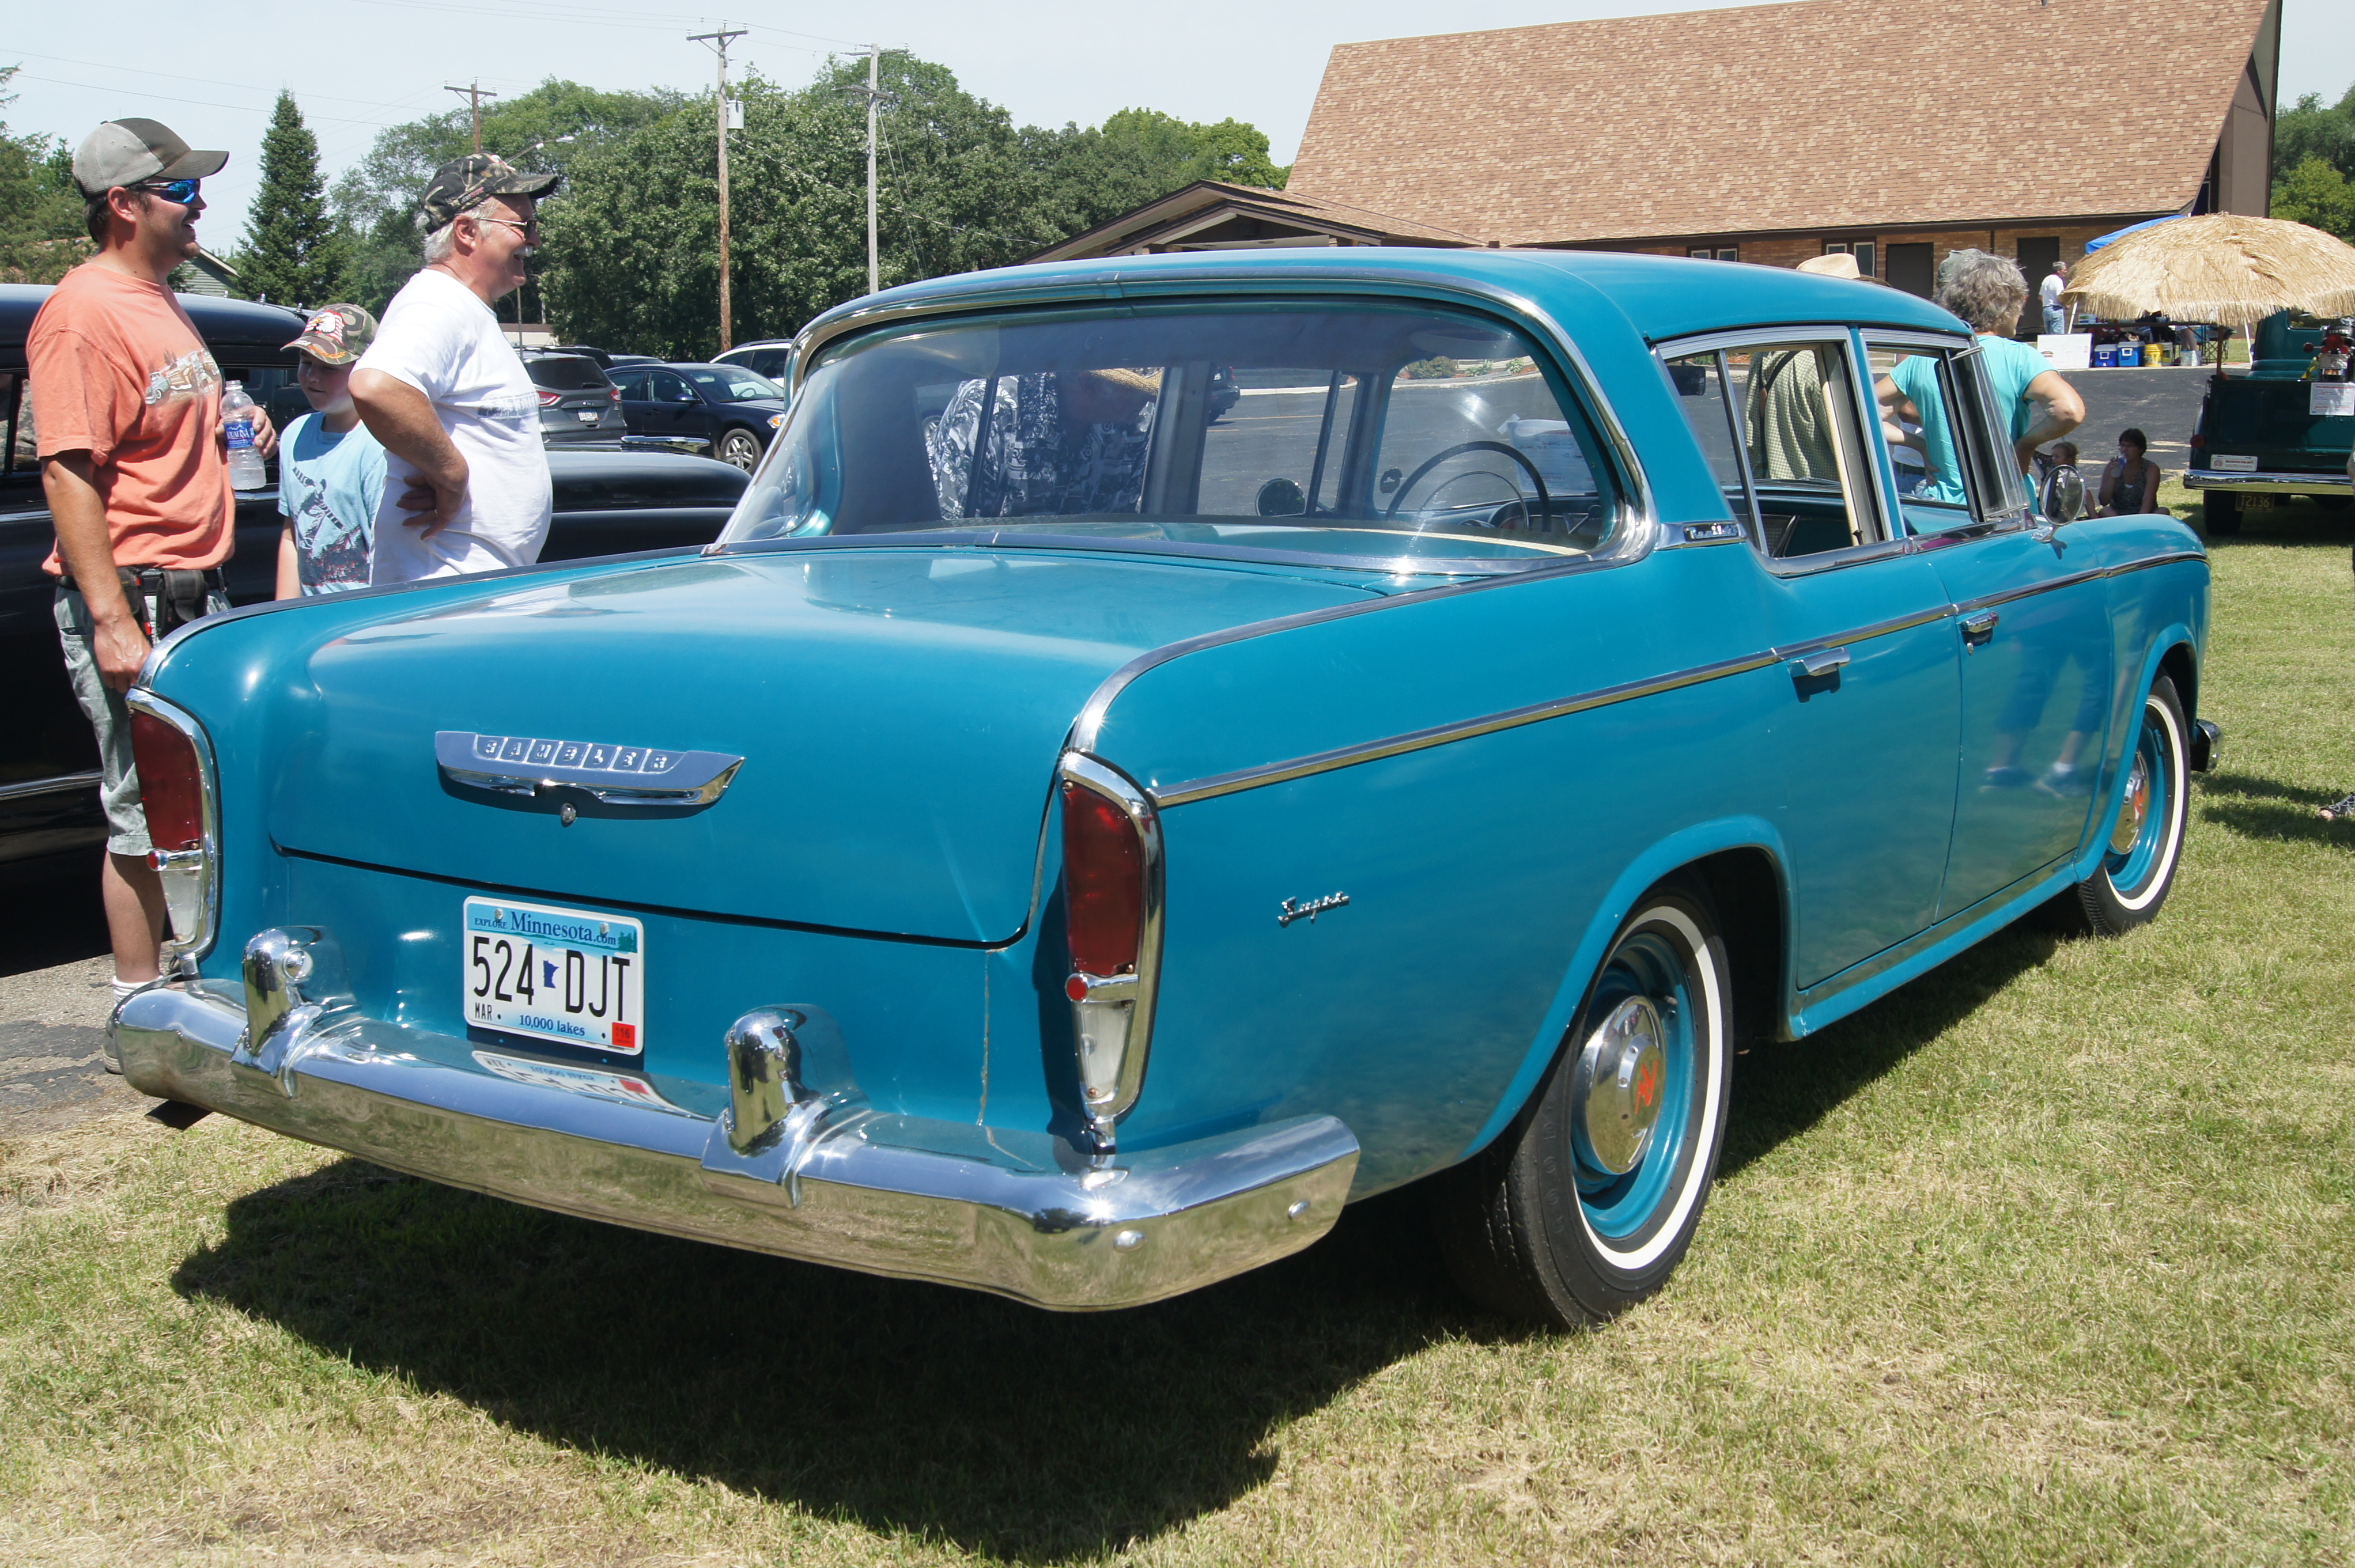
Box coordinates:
[443,81,498,154]
[839,48,890,296]
[689,24,748,351]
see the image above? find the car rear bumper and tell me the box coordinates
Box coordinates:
[2184,468,2353,494]
[112,953,1358,1311]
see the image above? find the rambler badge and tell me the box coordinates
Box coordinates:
[1277,892,1350,927]
[434,731,745,808]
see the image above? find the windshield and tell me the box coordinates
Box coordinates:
[687,366,784,402]
[721,302,1623,567]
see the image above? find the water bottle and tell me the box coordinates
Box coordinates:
[222,380,266,490]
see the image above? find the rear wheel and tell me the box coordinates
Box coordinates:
[1435,877,1734,1328]
[717,427,763,470]
[2067,675,2190,936]
[2201,490,2240,535]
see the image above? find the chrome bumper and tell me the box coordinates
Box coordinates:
[112,968,1358,1312]
[2184,468,2353,494]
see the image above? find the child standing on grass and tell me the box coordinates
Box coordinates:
[274,305,388,597]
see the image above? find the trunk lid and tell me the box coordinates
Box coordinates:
[266,548,1377,943]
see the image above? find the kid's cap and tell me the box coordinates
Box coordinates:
[283,304,379,365]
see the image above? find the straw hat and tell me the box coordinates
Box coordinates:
[1797,252,1861,280]
[2061,213,2355,329]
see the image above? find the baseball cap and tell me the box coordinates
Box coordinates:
[73,118,228,196]
[283,304,379,366]
[418,153,561,231]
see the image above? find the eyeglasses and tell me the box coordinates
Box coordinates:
[130,179,202,204]
[470,214,540,240]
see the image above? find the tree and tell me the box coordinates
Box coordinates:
[1025,107,1286,238]
[0,65,87,284]
[235,91,346,308]
[2274,86,2355,188]
[2273,154,2355,241]
[332,79,686,315]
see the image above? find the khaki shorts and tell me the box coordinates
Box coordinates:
[55,584,230,857]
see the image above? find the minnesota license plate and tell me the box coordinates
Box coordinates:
[463,897,644,1053]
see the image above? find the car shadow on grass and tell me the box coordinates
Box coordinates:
[1719,920,2061,1181]
[170,1160,1486,1559]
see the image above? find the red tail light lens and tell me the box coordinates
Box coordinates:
[2187,433,2206,449]
[537,389,562,407]
[1063,781,1142,976]
[130,711,205,851]
[609,384,623,403]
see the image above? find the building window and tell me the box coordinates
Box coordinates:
[1689,245,1740,262]
[1824,240,1876,277]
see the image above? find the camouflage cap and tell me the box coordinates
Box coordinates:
[283,303,379,366]
[417,153,560,231]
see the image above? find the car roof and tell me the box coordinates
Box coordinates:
[797,248,1967,353]
[1,281,307,365]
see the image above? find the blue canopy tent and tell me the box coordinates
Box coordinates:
[2084,216,2183,253]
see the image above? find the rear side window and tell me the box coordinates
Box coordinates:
[524,355,609,392]
[1662,336,1887,560]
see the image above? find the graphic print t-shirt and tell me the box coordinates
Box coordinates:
[354,267,551,583]
[29,262,232,573]
[278,412,388,593]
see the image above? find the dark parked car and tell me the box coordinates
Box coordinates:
[611,362,789,471]
[712,338,792,381]
[518,350,627,446]
[2185,309,2354,534]
[2,277,749,863]
[539,343,659,372]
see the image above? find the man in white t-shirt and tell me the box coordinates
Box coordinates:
[2040,262,2069,336]
[350,154,557,583]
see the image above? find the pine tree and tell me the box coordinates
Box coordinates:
[237,92,346,308]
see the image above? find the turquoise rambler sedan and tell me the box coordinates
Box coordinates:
[115,251,2214,1328]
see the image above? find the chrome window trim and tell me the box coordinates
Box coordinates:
[122,688,220,969]
[1057,752,1166,1145]
[1142,556,2201,809]
[0,770,103,802]
[778,268,1658,543]
[1654,323,1967,361]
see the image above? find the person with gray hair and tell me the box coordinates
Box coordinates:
[349,153,558,582]
[1877,249,2084,507]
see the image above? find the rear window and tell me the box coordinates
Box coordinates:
[723,301,1624,570]
[522,355,610,392]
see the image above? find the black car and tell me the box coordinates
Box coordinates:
[613,362,790,470]
[1,283,749,865]
[517,350,627,445]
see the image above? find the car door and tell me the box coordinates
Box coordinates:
[1867,334,2114,916]
[647,370,702,443]
[1663,333,1961,988]
[610,368,651,435]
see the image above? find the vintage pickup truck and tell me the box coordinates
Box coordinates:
[2186,310,2355,533]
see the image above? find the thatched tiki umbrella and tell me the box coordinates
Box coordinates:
[2060,214,2355,329]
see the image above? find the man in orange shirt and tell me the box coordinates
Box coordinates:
[32,117,276,1018]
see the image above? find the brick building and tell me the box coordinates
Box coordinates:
[1037,0,2284,319]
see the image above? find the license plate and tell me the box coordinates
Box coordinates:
[463,897,644,1053]
[576,410,600,422]
[2239,492,2275,510]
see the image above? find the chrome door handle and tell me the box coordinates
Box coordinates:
[1961,611,1999,646]
[1789,646,1851,679]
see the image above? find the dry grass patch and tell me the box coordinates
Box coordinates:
[2,490,2352,1566]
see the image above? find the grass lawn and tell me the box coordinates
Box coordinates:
[3,487,2351,1566]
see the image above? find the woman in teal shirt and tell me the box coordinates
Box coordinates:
[1880,251,2084,507]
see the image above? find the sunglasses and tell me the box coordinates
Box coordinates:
[471,214,540,240]
[131,178,202,204]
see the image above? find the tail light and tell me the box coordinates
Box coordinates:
[2187,433,2206,449]
[609,384,623,403]
[1058,753,1163,1153]
[127,696,217,961]
[537,389,562,407]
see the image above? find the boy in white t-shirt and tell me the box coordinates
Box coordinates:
[350,154,557,585]
[274,304,388,596]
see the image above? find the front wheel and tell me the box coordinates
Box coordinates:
[1435,877,1734,1328]
[2068,674,2190,935]
[717,427,763,471]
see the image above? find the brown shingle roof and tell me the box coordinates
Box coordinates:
[1291,0,2274,247]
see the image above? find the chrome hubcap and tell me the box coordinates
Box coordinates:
[1572,995,1669,1175]
[2111,753,2150,855]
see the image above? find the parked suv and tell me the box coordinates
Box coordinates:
[713,338,792,382]
[518,350,626,445]
[612,362,789,470]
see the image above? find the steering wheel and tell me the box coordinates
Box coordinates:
[1383,440,1551,526]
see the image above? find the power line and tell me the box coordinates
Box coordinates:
[688,24,749,350]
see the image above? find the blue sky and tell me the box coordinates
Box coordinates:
[5,0,2350,245]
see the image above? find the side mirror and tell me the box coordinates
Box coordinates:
[1256,477,1307,517]
[2044,464,2086,524]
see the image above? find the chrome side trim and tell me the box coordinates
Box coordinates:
[122,690,219,971]
[433,731,744,808]
[1950,566,2108,613]
[0,770,103,802]
[113,972,1360,1312]
[2185,469,2353,494]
